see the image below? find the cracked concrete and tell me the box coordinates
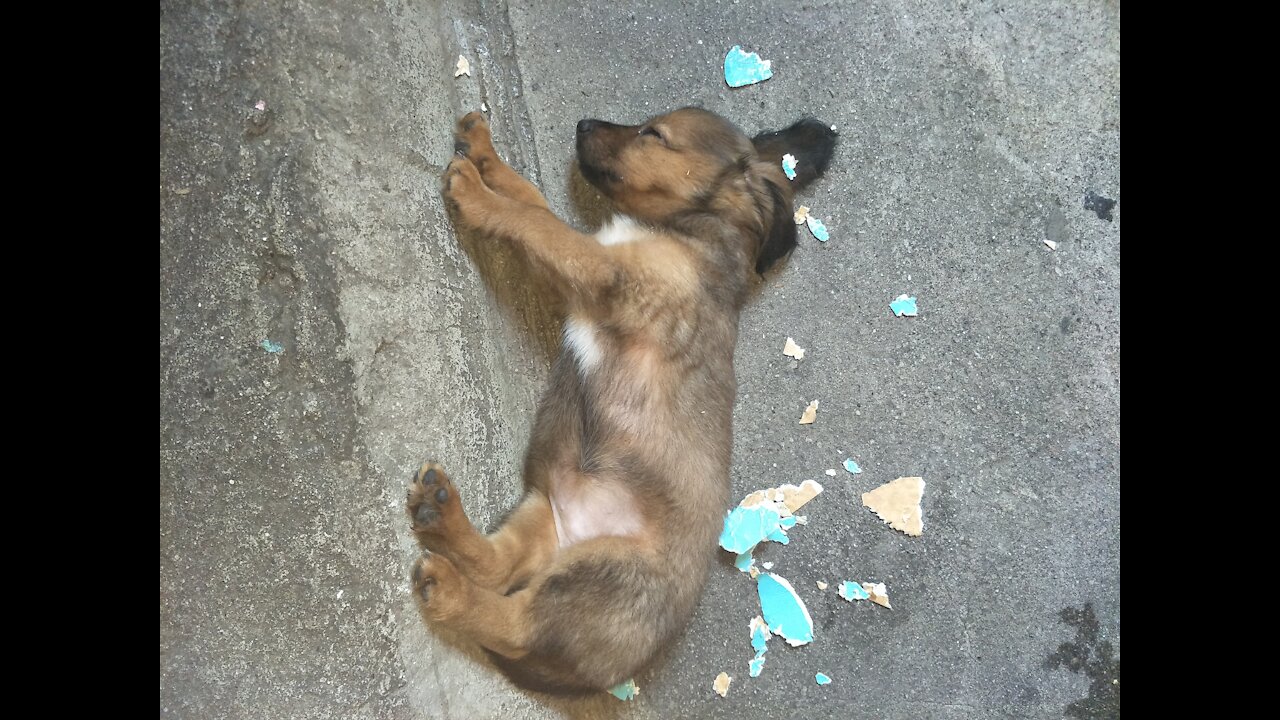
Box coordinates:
[160,1,1119,718]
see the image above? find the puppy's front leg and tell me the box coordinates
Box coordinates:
[443,156,616,299]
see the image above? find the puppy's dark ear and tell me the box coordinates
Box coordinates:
[756,178,797,275]
[752,118,838,191]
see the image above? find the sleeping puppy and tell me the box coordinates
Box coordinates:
[408,107,836,694]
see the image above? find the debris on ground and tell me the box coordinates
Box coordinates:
[843,458,863,475]
[1044,239,1058,250]
[799,399,819,424]
[861,476,925,536]
[260,339,284,354]
[739,479,823,514]
[815,673,833,685]
[838,580,870,602]
[794,205,811,224]
[757,573,814,646]
[748,616,770,677]
[782,153,798,180]
[890,294,918,317]
[454,55,471,77]
[761,561,774,570]
[825,468,837,477]
[713,672,732,698]
[608,678,639,701]
[862,582,892,609]
[724,45,773,87]
[783,336,806,360]
[253,99,266,112]
[816,580,828,590]
[806,215,830,242]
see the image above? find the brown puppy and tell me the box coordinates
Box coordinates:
[408,107,836,694]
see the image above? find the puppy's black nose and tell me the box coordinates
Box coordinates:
[577,119,599,135]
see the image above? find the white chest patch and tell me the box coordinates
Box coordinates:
[594,215,646,246]
[563,317,602,373]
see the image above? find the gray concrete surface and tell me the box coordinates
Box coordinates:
[160,1,1119,718]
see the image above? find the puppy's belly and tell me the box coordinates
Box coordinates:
[549,476,645,548]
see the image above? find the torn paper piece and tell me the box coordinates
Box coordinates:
[861,476,925,536]
[739,480,824,515]
[807,216,830,242]
[757,573,813,646]
[720,504,798,554]
[608,678,639,700]
[713,672,732,698]
[793,205,810,225]
[815,673,833,686]
[724,45,774,87]
[843,458,863,475]
[890,294,918,317]
[794,515,808,525]
[782,154,798,180]
[748,616,770,677]
[799,400,819,425]
[734,552,756,573]
[748,566,760,579]
[748,654,766,677]
[260,339,284,354]
[838,580,870,602]
[454,55,471,77]
[816,580,828,590]
[825,469,837,477]
[861,582,892,609]
[1044,239,1058,250]
[480,102,489,112]
[253,99,266,112]
[762,561,774,570]
[782,336,806,360]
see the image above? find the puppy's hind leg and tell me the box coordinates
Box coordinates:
[407,463,558,594]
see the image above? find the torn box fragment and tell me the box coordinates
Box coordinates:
[782,336,806,360]
[799,399,819,425]
[722,481,821,572]
[1044,239,1058,250]
[713,672,732,698]
[861,476,925,536]
[838,580,870,602]
[260,339,284,354]
[793,205,810,225]
[608,678,639,700]
[253,99,266,112]
[724,45,774,87]
[806,215,830,242]
[757,573,814,647]
[454,55,471,77]
[843,458,863,475]
[890,294,918,317]
[815,673,833,686]
[861,582,892,609]
[816,580,829,590]
[782,154,798,180]
[738,479,823,515]
[748,615,770,677]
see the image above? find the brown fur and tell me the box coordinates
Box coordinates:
[409,107,836,694]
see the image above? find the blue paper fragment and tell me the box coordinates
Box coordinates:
[757,573,813,646]
[815,673,832,686]
[260,339,284,354]
[608,678,639,701]
[748,654,766,677]
[838,580,870,602]
[724,45,774,87]
[890,294,918,317]
[750,617,770,654]
[734,552,756,573]
[782,154,798,180]
[843,458,862,475]
[719,504,793,555]
[807,216,830,242]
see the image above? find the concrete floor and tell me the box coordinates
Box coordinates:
[159,1,1120,718]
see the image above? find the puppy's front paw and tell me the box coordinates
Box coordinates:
[453,111,496,170]
[441,155,490,227]
[407,462,463,536]
[411,551,467,621]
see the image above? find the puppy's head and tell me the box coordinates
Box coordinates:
[576,108,837,274]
